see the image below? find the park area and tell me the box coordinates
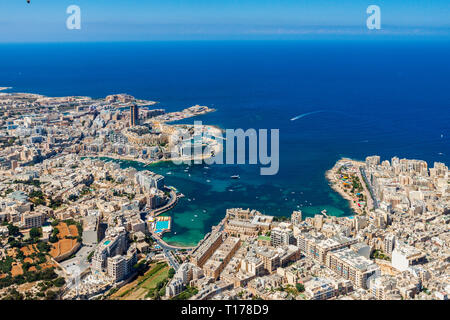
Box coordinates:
[109,262,171,300]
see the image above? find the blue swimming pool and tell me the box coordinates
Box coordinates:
[155,220,169,233]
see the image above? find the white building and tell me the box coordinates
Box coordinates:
[391,243,426,272]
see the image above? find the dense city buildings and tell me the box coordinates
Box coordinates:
[0,89,448,301]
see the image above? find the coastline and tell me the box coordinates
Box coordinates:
[325,158,369,216]
[83,123,224,167]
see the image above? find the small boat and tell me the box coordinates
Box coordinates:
[230,175,240,179]
[206,179,211,182]
[194,214,198,217]
[167,171,172,175]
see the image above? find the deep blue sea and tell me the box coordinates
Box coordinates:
[1,41,449,246]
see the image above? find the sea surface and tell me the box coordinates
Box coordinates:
[1,41,449,246]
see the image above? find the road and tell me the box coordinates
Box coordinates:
[149,233,188,271]
[359,167,379,209]
[59,243,95,275]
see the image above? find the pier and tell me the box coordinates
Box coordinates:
[149,188,179,217]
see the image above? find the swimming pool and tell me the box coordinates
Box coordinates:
[155,220,170,233]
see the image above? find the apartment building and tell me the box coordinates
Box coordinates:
[270,224,295,247]
[107,247,137,282]
[190,231,223,268]
[255,247,280,273]
[203,236,241,280]
[21,212,44,229]
[392,243,426,272]
[135,170,165,191]
[299,234,358,264]
[326,248,380,289]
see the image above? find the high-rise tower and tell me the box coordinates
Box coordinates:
[130,104,139,126]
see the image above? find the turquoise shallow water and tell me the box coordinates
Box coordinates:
[99,152,351,247]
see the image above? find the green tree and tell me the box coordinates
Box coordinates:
[296,283,305,293]
[30,227,42,239]
[7,224,20,237]
[168,268,175,278]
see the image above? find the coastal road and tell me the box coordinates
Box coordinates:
[149,235,181,270]
[163,249,180,271]
[359,167,378,210]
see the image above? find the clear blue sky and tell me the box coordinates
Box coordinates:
[0,0,449,42]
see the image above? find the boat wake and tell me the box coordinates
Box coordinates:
[290,110,325,121]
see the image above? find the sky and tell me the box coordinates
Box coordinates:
[0,0,449,42]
